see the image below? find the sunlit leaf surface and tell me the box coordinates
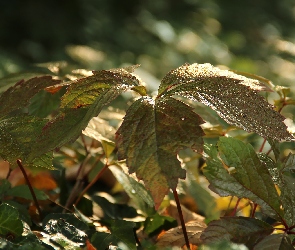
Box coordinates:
[116,96,204,208]
[160,63,293,141]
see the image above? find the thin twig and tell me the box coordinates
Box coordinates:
[230,198,241,216]
[259,139,267,152]
[251,203,258,218]
[172,188,190,250]
[75,162,109,206]
[17,159,42,219]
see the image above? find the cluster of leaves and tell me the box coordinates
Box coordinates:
[0,62,295,249]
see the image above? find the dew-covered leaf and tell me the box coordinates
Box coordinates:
[0,115,53,169]
[116,96,204,208]
[160,63,293,141]
[156,220,206,248]
[0,203,23,237]
[36,66,142,156]
[253,233,293,250]
[109,165,154,212]
[203,138,283,219]
[0,76,61,118]
[200,217,273,249]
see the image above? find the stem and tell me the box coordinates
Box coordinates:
[16,159,42,219]
[172,188,190,250]
[75,162,109,206]
[259,139,267,152]
[251,203,258,218]
[230,198,241,216]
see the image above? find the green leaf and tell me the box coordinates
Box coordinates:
[0,203,23,237]
[116,96,204,208]
[200,241,248,250]
[160,63,293,141]
[0,179,11,199]
[109,165,155,213]
[36,66,142,156]
[6,185,48,200]
[203,138,283,219]
[253,233,293,250]
[144,213,177,236]
[278,154,295,226]
[0,115,53,169]
[75,197,93,217]
[92,196,138,219]
[0,76,60,118]
[200,217,273,249]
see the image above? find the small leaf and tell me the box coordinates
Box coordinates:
[109,165,154,212]
[6,185,48,200]
[116,96,204,208]
[0,203,23,237]
[253,233,293,250]
[0,76,60,118]
[203,138,283,219]
[200,217,273,249]
[0,115,53,169]
[156,220,206,248]
[144,213,177,236]
[160,63,293,141]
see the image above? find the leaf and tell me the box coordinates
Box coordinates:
[92,196,138,219]
[108,165,155,212]
[278,153,295,226]
[116,96,204,208]
[199,241,248,250]
[203,138,283,219]
[144,213,177,236]
[0,115,53,169]
[36,66,142,156]
[6,185,48,200]
[253,233,293,250]
[0,76,60,118]
[159,63,293,141]
[0,203,23,237]
[156,220,207,248]
[0,179,11,198]
[92,220,137,250]
[200,217,273,249]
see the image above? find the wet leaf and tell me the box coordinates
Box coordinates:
[253,233,293,250]
[160,63,293,141]
[0,76,61,118]
[36,66,142,156]
[156,220,206,248]
[116,96,204,208]
[203,138,283,219]
[0,203,23,237]
[200,217,273,249]
[0,115,53,169]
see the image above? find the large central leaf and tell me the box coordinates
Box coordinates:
[159,63,293,141]
[116,96,204,208]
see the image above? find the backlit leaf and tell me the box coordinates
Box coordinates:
[203,138,283,219]
[200,217,273,249]
[36,66,142,156]
[0,203,23,237]
[156,220,206,248]
[0,115,53,169]
[160,63,293,141]
[116,96,204,208]
[0,76,60,118]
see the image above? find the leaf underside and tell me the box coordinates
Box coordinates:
[116,96,205,209]
[160,63,293,141]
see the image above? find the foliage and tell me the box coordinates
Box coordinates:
[0,62,295,250]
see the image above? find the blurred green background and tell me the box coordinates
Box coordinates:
[1,0,295,86]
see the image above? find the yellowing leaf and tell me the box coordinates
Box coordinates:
[116,96,204,209]
[160,63,293,141]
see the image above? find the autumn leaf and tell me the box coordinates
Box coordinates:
[116,96,204,208]
[0,76,61,118]
[159,63,293,141]
[35,66,143,156]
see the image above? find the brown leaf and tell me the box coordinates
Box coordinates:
[156,220,207,248]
